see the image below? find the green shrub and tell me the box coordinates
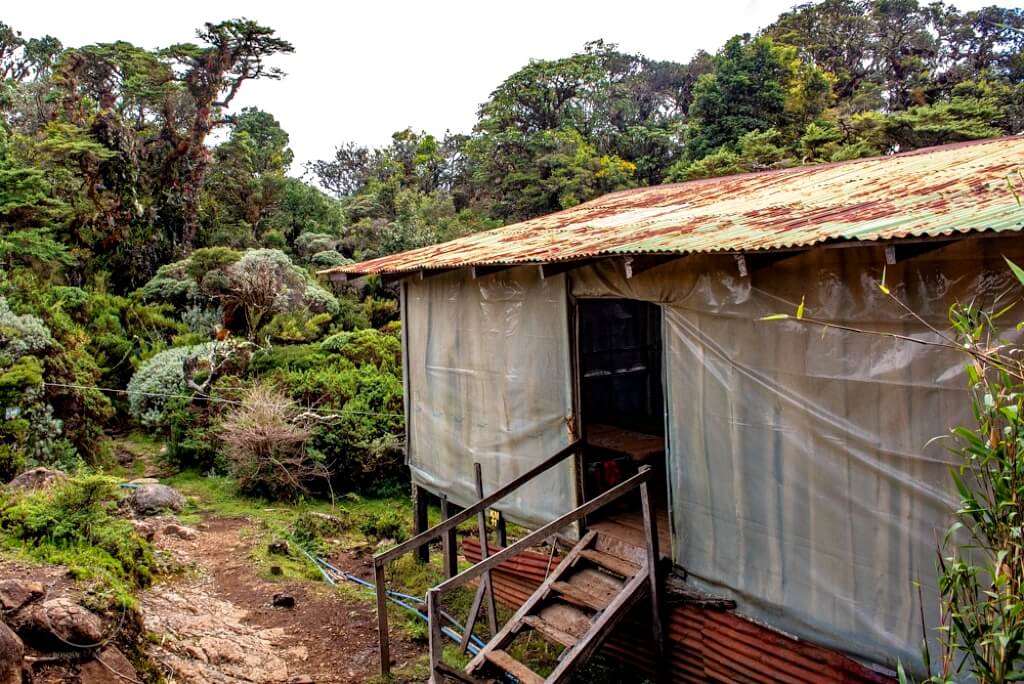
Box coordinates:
[260,311,333,343]
[127,342,218,428]
[0,474,155,606]
[357,508,406,541]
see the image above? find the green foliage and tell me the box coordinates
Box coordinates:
[0,473,155,606]
[685,35,831,161]
[918,295,1024,682]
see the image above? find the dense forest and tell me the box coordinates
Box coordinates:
[1,0,1023,502]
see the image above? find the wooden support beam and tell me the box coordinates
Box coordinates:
[412,484,429,564]
[495,511,507,548]
[641,477,668,683]
[374,562,390,676]
[475,464,499,637]
[427,589,444,684]
[440,495,459,579]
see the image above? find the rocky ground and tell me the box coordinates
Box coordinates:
[142,516,420,683]
[0,467,422,684]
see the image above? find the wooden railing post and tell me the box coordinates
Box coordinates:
[427,588,443,683]
[440,494,458,578]
[475,463,499,636]
[374,559,390,677]
[412,482,430,563]
[370,440,582,678]
[639,466,668,683]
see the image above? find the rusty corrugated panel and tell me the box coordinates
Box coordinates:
[462,538,893,683]
[325,137,1024,276]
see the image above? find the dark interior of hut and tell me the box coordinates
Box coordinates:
[576,298,671,553]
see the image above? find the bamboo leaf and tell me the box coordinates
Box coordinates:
[1004,257,1024,288]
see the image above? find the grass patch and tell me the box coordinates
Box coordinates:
[0,473,155,609]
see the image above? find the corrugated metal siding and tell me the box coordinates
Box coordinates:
[329,136,1024,276]
[462,538,892,684]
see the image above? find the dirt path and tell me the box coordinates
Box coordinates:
[143,516,421,683]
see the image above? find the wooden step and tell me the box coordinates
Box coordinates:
[550,581,610,611]
[579,549,641,577]
[483,649,544,684]
[520,615,579,648]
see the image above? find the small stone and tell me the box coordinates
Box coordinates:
[7,467,67,492]
[163,523,199,540]
[269,566,283,576]
[267,539,289,556]
[271,594,295,609]
[131,483,185,515]
[0,579,44,613]
[0,622,22,684]
[130,519,156,541]
[78,645,138,684]
[288,676,314,684]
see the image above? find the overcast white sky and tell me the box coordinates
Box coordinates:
[5,0,1017,171]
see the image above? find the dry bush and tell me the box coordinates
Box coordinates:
[219,384,328,499]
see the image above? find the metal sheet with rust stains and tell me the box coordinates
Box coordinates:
[326,136,1024,276]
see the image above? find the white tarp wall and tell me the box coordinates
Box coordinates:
[403,268,576,529]
[571,237,1024,675]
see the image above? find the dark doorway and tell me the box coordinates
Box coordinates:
[577,298,664,436]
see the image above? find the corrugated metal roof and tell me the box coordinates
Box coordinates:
[327,136,1024,276]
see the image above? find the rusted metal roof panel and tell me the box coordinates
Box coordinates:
[326,136,1024,276]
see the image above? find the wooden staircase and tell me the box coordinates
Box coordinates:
[464,529,653,684]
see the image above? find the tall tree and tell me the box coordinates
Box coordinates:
[162,20,294,254]
[685,34,831,161]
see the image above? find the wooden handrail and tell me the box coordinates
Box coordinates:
[433,466,653,594]
[373,438,581,566]
[372,438,582,677]
[425,465,660,683]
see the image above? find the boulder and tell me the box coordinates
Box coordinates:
[7,467,67,492]
[78,645,138,684]
[0,579,44,613]
[0,622,22,684]
[12,597,104,649]
[130,484,185,515]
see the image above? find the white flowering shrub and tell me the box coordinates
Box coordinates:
[127,342,219,428]
[0,297,53,360]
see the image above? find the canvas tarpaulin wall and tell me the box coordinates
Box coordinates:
[570,237,1024,675]
[403,268,575,529]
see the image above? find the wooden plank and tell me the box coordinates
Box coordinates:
[483,649,544,684]
[440,495,459,579]
[412,483,430,564]
[546,562,650,684]
[520,615,579,648]
[641,478,668,683]
[375,439,581,564]
[374,562,391,677]
[578,549,640,578]
[550,581,610,611]
[465,531,597,677]
[427,589,444,684]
